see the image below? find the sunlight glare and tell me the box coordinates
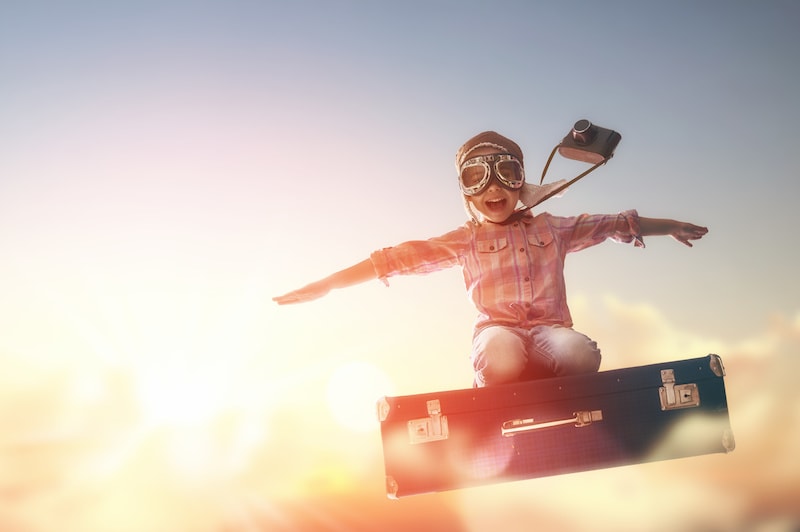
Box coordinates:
[134,363,227,427]
[326,361,394,433]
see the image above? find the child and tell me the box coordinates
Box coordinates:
[273,131,708,387]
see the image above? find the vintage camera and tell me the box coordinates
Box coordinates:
[557,119,621,164]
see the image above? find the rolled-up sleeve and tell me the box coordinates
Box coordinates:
[557,209,645,252]
[369,248,392,285]
[611,209,645,248]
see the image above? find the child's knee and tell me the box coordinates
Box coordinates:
[560,333,601,374]
[471,327,527,386]
[473,351,527,386]
[533,326,601,376]
[567,342,601,373]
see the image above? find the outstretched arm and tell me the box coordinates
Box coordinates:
[639,217,708,247]
[272,258,378,305]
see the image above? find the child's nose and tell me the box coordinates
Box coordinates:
[486,172,504,189]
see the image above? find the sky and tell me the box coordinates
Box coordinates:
[1,1,799,530]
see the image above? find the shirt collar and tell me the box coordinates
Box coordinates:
[499,209,535,225]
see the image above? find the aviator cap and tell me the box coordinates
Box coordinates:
[455,131,524,170]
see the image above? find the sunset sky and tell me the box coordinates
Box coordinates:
[1,1,799,531]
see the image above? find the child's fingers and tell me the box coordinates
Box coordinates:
[273,283,329,305]
[273,290,305,304]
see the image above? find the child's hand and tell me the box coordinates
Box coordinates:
[671,222,708,247]
[273,281,331,305]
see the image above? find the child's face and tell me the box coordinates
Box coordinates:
[465,146,522,223]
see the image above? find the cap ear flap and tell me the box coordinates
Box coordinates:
[519,180,570,208]
[462,195,480,223]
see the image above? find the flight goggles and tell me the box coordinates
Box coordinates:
[458,153,525,196]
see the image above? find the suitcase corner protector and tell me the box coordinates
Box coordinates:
[723,428,736,453]
[709,354,726,377]
[385,476,399,499]
[376,396,390,423]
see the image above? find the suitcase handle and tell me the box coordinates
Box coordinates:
[501,410,603,437]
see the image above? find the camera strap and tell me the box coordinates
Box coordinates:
[520,145,607,212]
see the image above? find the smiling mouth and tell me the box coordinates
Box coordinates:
[485,198,507,210]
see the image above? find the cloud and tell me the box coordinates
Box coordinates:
[0,299,798,531]
[570,293,729,369]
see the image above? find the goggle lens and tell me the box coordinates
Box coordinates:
[460,165,489,191]
[496,159,524,184]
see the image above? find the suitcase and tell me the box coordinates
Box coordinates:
[377,354,734,498]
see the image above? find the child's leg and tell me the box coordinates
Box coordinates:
[471,326,528,387]
[528,325,602,376]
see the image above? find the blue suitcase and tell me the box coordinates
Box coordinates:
[377,354,734,498]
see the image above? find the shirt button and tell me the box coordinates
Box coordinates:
[524,277,530,282]
[519,248,525,253]
[489,246,495,251]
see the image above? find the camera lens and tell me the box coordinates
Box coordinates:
[571,119,596,145]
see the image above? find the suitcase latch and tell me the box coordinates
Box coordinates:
[408,399,449,444]
[659,369,700,410]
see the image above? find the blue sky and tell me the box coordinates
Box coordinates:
[1,1,799,530]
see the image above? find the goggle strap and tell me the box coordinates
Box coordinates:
[457,142,515,168]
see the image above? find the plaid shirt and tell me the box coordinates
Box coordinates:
[370,210,643,332]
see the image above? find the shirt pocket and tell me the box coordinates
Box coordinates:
[528,232,554,248]
[476,237,508,253]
